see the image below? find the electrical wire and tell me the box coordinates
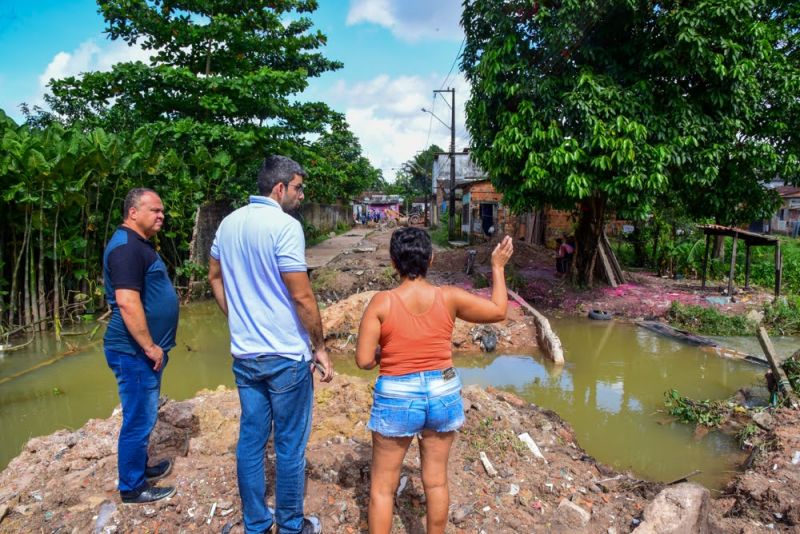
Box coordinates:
[440,36,466,91]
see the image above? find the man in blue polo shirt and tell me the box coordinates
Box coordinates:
[103,187,180,505]
[209,155,333,534]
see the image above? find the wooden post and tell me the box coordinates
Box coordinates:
[756,327,798,408]
[507,289,564,364]
[727,234,737,297]
[744,243,751,289]
[701,233,710,289]
[775,242,782,297]
[597,239,618,287]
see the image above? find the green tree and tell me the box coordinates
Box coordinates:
[46,0,342,164]
[397,144,442,197]
[461,0,800,285]
[303,116,383,204]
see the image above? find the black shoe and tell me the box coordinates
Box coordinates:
[120,484,176,504]
[145,459,173,482]
[276,516,321,534]
[300,517,322,534]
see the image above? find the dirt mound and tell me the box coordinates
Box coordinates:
[0,376,657,534]
[321,291,376,351]
[3,374,798,533]
[432,238,553,276]
[321,290,539,354]
[710,407,800,530]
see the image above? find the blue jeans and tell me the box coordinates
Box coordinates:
[104,347,167,493]
[368,369,465,436]
[233,355,313,534]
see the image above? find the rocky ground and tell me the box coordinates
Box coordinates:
[1,226,798,533]
[1,374,798,533]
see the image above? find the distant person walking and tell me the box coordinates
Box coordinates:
[355,227,513,534]
[208,155,333,534]
[555,237,574,274]
[103,188,179,504]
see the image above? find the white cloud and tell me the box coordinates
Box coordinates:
[32,39,153,108]
[347,0,463,42]
[322,72,472,180]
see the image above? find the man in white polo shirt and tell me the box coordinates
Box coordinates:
[208,155,333,534]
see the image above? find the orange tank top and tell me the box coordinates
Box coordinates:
[378,286,454,376]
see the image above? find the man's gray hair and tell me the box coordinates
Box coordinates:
[123,187,157,220]
[257,155,307,195]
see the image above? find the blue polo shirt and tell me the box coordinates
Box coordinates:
[210,196,311,360]
[103,226,180,355]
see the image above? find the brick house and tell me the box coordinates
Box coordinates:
[459,179,575,245]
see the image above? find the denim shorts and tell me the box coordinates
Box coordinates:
[368,368,465,437]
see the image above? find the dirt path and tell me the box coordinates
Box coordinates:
[306,227,373,270]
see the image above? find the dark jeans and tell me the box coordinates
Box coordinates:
[233,355,313,534]
[557,254,573,273]
[104,347,167,493]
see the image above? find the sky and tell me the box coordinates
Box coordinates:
[0,0,471,181]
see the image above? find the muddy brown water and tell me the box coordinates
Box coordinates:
[0,302,771,489]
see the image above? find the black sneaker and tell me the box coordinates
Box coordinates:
[300,517,322,534]
[275,516,322,534]
[145,459,173,482]
[120,483,176,504]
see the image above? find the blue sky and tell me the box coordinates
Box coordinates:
[0,0,471,179]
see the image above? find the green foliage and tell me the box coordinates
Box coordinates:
[46,0,342,148]
[666,301,754,336]
[175,260,208,282]
[303,117,383,204]
[0,1,382,331]
[461,0,800,284]
[505,264,525,292]
[663,389,728,427]
[310,267,337,294]
[386,145,443,202]
[428,220,451,249]
[472,272,489,289]
[783,353,800,394]
[736,423,760,447]
[763,296,800,336]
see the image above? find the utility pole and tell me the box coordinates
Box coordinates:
[434,88,456,239]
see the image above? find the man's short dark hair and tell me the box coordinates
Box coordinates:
[123,188,157,220]
[257,155,307,196]
[390,227,432,280]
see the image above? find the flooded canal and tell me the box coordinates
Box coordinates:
[0,302,768,489]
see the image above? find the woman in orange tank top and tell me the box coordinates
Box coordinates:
[356,227,513,534]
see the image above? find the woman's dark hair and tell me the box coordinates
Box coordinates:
[390,227,432,280]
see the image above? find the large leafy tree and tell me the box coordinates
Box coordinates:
[46,0,342,164]
[385,145,443,214]
[399,144,443,196]
[303,116,383,204]
[461,0,800,285]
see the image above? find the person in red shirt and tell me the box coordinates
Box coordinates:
[355,228,513,534]
[555,237,574,274]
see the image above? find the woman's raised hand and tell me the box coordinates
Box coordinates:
[491,236,514,269]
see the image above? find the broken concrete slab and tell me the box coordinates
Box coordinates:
[634,482,710,534]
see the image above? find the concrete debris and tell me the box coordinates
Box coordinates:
[451,504,473,524]
[556,498,591,528]
[752,411,774,430]
[518,432,547,463]
[634,482,710,534]
[479,452,498,477]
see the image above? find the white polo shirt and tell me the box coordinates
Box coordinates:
[210,196,311,360]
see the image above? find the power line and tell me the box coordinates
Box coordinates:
[423,94,436,149]
[440,36,466,91]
